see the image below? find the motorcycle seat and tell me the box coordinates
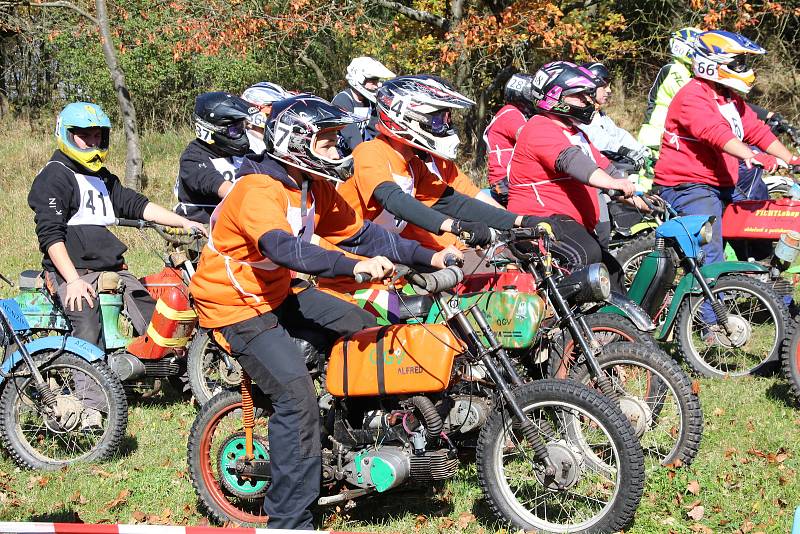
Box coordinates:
[18,270,44,290]
[394,294,434,321]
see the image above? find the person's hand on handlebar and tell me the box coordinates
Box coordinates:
[353,256,395,281]
[451,219,493,248]
[181,219,208,237]
[431,246,463,269]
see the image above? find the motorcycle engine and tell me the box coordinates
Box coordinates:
[342,446,458,492]
[443,395,491,434]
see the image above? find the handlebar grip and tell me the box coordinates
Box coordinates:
[160,226,192,236]
[115,218,146,229]
[444,254,463,267]
[407,266,464,293]
[354,272,372,284]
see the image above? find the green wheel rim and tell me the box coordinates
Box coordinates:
[219,437,270,495]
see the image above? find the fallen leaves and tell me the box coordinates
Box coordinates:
[687,504,705,521]
[686,480,701,496]
[103,489,130,510]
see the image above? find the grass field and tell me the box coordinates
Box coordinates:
[1,117,800,533]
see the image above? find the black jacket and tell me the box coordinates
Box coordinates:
[28,150,150,271]
[174,139,242,223]
[332,88,380,155]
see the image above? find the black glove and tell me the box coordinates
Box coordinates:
[767,113,789,135]
[452,219,492,248]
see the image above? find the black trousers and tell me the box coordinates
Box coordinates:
[47,269,156,350]
[547,215,626,294]
[220,287,376,530]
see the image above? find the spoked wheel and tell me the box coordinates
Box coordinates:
[548,313,655,379]
[0,352,127,470]
[569,342,703,468]
[187,390,270,526]
[187,330,242,406]
[676,275,790,377]
[611,233,655,290]
[477,379,644,533]
[780,322,800,405]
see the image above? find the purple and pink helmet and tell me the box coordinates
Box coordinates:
[530,61,598,124]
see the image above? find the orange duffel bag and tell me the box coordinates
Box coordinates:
[326,324,466,397]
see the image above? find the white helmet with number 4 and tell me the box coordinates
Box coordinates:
[376,75,475,161]
[346,57,395,103]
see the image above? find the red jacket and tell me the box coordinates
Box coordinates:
[654,78,777,188]
[508,114,608,230]
[483,104,527,185]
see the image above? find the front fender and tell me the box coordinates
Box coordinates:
[598,291,656,332]
[658,261,769,338]
[2,336,105,376]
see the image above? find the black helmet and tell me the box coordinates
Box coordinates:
[193,91,253,156]
[581,62,611,87]
[503,73,536,116]
[266,94,359,182]
[530,61,598,125]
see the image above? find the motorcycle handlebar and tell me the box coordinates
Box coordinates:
[114,219,203,244]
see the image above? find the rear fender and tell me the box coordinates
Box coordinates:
[1,336,104,378]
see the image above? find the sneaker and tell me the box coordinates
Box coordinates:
[80,408,103,431]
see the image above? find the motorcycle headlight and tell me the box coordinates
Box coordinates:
[556,263,611,304]
[699,222,713,246]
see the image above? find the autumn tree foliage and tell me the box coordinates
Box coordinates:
[1,0,798,168]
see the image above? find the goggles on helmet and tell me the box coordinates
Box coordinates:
[419,110,453,136]
[728,54,756,73]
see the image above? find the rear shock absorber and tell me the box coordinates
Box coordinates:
[241,373,255,460]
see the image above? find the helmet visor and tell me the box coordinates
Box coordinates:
[420,110,453,136]
[729,54,757,73]
[224,120,247,139]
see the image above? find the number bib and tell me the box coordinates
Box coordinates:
[211,157,238,184]
[718,101,744,141]
[67,173,116,226]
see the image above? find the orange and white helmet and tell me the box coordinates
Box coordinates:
[692,30,765,94]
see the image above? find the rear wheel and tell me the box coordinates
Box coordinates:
[187,390,270,526]
[611,233,655,290]
[477,379,644,533]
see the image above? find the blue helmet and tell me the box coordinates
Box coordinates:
[55,102,112,172]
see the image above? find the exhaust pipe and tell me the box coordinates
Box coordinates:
[108,352,146,382]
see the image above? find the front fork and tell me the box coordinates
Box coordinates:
[542,276,619,400]
[684,258,732,334]
[436,293,558,477]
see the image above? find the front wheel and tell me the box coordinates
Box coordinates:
[570,342,703,467]
[477,379,644,533]
[548,313,656,379]
[780,323,800,406]
[0,353,128,470]
[188,390,270,526]
[187,330,242,406]
[675,275,790,377]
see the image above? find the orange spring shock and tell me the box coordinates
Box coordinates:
[241,372,255,460]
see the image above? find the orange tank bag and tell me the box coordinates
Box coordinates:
[327,324,466,397]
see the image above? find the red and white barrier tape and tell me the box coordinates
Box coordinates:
[0,524,365,534]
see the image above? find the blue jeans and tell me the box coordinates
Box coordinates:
[658,184,734,265]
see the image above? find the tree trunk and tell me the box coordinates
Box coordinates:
[95,0,143,189]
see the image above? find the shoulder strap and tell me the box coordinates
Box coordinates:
[375,325,391,396]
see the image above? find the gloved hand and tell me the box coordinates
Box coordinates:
[452,219,493,248]
[788,155,800,167]
[630,146,651,169]
[767,113,789,135]
[749,152,779,172]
